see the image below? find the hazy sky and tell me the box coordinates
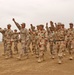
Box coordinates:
[0,0,74,41]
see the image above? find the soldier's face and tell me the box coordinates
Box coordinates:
[70,25,73,28]
[21,24,25,28]
[40,26,43,30]
[7,26,11,29]
[62,26,64,29]
[14,30,17,32]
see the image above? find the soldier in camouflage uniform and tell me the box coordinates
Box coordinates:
[13,29,19,54]
[0,28,7,56]
[26,29,32,53]
[30,25,37,55]
[4,24,13,59]
[37,25,47,63]
[12,18,29,60]
[56,24,66,64]
[48,27,56,59]
[45,23,49,52]
[66,23,74,60]
[34,25,40,58]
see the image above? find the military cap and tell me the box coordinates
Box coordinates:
[7,24,11,27]
[50,21,53,23]
[40,24,44,27]
[21,23,25,25]
[69,23,73,25]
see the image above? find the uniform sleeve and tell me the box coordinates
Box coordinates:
[14,21,21,30]
[0,29,5,33]
[10,30,14,41]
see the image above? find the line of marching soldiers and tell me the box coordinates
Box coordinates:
[0,18,74,64]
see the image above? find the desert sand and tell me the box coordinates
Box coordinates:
[0,42,74,75]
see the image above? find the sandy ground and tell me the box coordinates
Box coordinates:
[0,42,74,75]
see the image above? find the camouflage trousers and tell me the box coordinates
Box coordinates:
[32,39,37,54]
[56,41,66,63]
[19,40,28,57]
[14,41,18,53]
[38,39,45,62]
[26,40,31,53]
[49,42,56,56]
[3,41,7,54]
[67,40,74,55]
[5,42,12,58]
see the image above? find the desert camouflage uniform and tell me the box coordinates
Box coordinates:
[49,31,56,59]
[34,28,40,58]
[37,28,47,62]
[66,28,74,59]
[13,31,19,54]
[13,22,29,59]
[5,28,13,58]
[0,28,7,56]
[31,30,37,54]
[56,29,65,64]
[26,30,31,53]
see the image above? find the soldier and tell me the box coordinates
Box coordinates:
[4,24,13,59]
[35,25,40,58]
[66,23,74,60]
[12,18,29,60]
[29,26,37,55]
[45,23,49,51]
[0,28,7,56]
[37,25,47,63]
[25,29,32,53]
[13,29,19,54]
[56,24,66,64]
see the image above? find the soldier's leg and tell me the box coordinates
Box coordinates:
[2,41,7,56]
[38,50,45,63]
[35,41,39,58]
[5,42,12,59]
[68,46,73,60]
[9,43,13,58]
[38,44,45,63]
[14,41,18,54]
[57,42,63,64]
[58,53,63,64]
[24,42,29,59]
[50,42,55,59]
[17,41,24,59]
[32,42,36,54]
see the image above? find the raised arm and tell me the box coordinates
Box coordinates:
[0,28,5,34]
[30,24,35,31]
[12,18,21,30]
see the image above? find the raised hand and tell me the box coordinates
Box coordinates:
[12,18,15,22]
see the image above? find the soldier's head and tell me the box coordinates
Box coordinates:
[4,28,7,31]
[40,25,44,30]
[50,21,53,25]
[7,24,11,29]
[33,26,35,30]
[14,29,17,32]
[30,24,33,27]
[37,25,39,30]
[21,23,26,28]
[0,27,2,29]
[69,23,73,28]
[46,23,48,26]
[62,24,64,28]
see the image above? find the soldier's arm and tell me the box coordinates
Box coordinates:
[46,23,49,34]
[0,28,5,33]
[12,18,21,30]
[30,24,35,31]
